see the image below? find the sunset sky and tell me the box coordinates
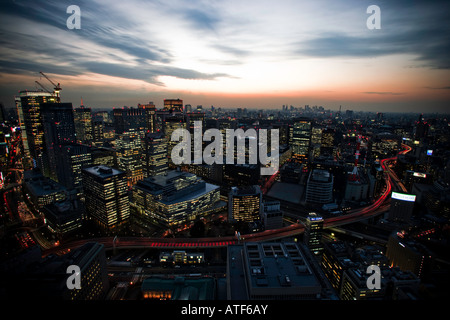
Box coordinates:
[0,0,449,113]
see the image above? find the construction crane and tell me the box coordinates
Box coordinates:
[39,71,62,102]
[35,81,52,94]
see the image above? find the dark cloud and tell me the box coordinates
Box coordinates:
[424,86,450,90]
[0,0,230,84]
[296,0,450,69]
[80,61,228,86]
[182,7,221,32]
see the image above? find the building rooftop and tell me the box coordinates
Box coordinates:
[24,170,66,196]
[83,165,124,178]
[228,242,324,299]
[310,169,333,183]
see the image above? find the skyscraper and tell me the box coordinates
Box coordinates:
[292,117,312,162]
[91,115,104,146]
[73,105,93,144]
[164,115,186,167]
[304,212,324,256]
[15,90,58,171]
[142,131,168,178]
[138,102,157,133]
[116,129,143,186]
[82,165,129,230]
[58,144,93,195]
[40,102,77,181]
[321,128,335,157]
[113,107,146,135]
[228,185,262,222]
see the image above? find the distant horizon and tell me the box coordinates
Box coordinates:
[3,89,450,116]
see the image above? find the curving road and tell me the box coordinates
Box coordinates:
[42,144,412,256]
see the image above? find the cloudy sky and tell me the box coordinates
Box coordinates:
[0,0,449,112]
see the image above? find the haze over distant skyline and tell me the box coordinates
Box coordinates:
[0,0,449,113]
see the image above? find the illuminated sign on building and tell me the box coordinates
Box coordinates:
[413,172,427,178]
[392,192,416,202]
[427,150,433,156]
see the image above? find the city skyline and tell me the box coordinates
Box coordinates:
[0,0,449,113]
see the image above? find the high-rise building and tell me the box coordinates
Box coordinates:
[73,105,93,144]
[91,115,104,146]
[15,90,58,171]
[82,165,129,230]
[388,192,416,222]
[386,231,433,279]
[23,169,67,208]
[305,169,334,204]
[116,129,143,186]
[113,107,146,135]
[228,185,262,222]
[1,242,109,300]
[164,115,186,166]
[142,131,168,178]
[40,102,77,181]
[292,117,312,162]
[58,144,92,195]
[131,170,220,227]
[138,102,157,133]
[261,200,283,230]
[43,198,84,239]
[304,212,324,255]
[163,99,183,113]
[321,128,335,157]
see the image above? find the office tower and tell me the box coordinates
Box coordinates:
[321,128,335,157]
[305,169,334,204]
[261,200,283,230]
[1,242,109,300]
[138,102,157,133]
[386,231,433,279]
[40,102,77,181]
[64,242,109,300]
[58,144,92,194]
[292,117,312,162]
[388,192,416,222]
[163,98,183,113]
[142,131,168,178]
[113,106,146,135]
[73,105,93,144]
[43,198,84,239]
[82,165,129,230]
[116,129,143,186]
[164,115,186,166]
[131,170,220,227]
[23,169,67,208]
[304,212,324,255]
[227,242,327,300]
[228,185,262,222]
[321,241,355,293]
[91,146,117,168]
[91,115,104,146]
[414,114,429,141]
[186,111,205,160]
[15,90,58,171]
